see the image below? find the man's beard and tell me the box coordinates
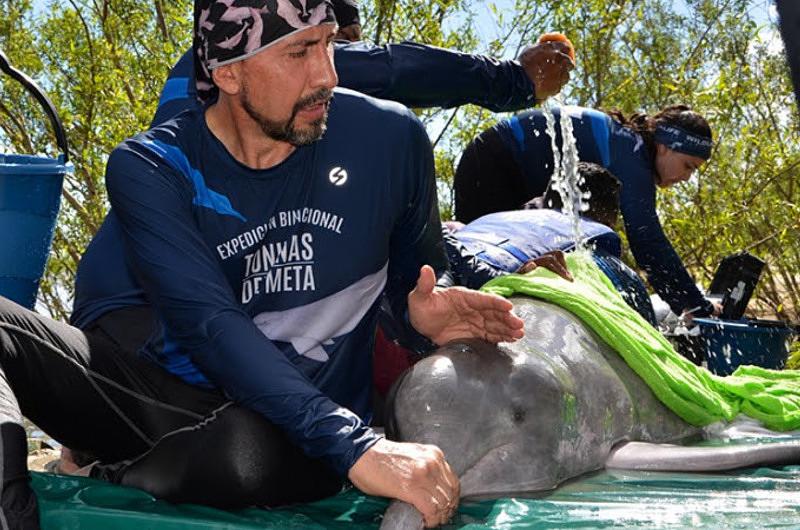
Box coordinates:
[241,83,332,146]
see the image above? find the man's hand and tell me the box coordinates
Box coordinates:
[408,265,525,346]
[516,250,573,281]
[349,438,460,528]
[519,41,575,102]
[335,23,362,42]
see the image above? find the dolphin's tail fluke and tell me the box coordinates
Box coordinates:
[607,440,800,472]
[379,500,424,530]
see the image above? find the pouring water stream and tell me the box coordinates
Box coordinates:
[541,98,590,254]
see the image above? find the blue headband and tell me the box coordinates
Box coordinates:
[654,124,713,160]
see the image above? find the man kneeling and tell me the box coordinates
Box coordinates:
[0,2,524,529]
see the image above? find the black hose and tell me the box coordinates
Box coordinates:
[0,49,69,163]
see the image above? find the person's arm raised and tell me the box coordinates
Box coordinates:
[153,37,574,129]
[333,41,536,111]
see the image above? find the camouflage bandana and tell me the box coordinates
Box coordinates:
[194,0,337,104]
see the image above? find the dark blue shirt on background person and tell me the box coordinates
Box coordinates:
[453,105,713,317]
[154,43,536,125]
[444,209,657,325]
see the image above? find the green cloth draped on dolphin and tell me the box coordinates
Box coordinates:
[481,251,800,431]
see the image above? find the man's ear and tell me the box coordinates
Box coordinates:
[211,63,243,96]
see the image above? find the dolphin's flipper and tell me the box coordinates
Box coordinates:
[606,440,800,472]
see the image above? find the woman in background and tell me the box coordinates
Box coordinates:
[453,104,721,318]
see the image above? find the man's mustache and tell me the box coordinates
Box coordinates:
[293,88,334,114]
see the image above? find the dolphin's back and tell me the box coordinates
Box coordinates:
[512,297,697,443]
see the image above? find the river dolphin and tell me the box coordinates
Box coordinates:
[380,297,800,529]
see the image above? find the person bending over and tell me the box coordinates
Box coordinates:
[0,3,526,529]
[453,105,722,320]
[447,162,656,324]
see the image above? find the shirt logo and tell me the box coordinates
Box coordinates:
[329,166,348,186]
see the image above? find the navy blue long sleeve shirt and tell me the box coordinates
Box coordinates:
[74,41,536,329]
[103,89,446,475]
[72,41,537,470]
[153,43,535,125]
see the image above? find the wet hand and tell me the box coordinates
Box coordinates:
[516,250,573,281]
[519,40,575,102]
[408,265,525,345]
[348,438,460,528]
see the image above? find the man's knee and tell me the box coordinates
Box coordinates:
[0,295,28,323]
[212,407,343,505]
[210,407,288,495]
[121,406,301,507]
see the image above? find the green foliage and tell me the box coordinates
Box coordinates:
[1,0,192,320]
[787,339,800,371]
[0,0,797,326]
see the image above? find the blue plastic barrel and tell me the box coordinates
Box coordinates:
[694,318,795,376]
[0,154,68,308]
[0,50,70,309]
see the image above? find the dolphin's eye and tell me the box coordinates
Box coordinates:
[512,409,526,423]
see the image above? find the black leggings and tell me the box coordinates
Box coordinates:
[453,126,529,223]
[0,298,342,529]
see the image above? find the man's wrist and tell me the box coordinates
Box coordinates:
[531,81,542,104]
[403,308,439,355]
